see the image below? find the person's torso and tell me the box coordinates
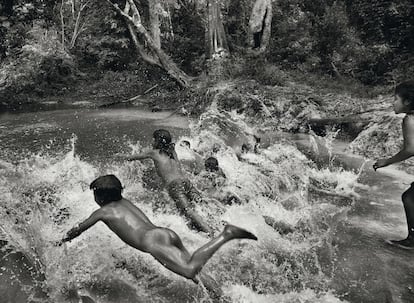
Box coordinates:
[102,199,155,251]
[403,114,414,145]
[152,152,185,185]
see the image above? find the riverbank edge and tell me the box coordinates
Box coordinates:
[2,73,408,175]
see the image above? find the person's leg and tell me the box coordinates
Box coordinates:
[147,225,257,281]
[186,224,257,274]
[168,182,212,234]
[164,228,191,257]
[144,228,194,278]
[389,184,414,249]
[403,184,414,236]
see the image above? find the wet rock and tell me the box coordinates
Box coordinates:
[280,196,301,210]
[263,215,295,235]
[196,111,256,151]
[308,186,354,207]
[212,81,322,133]
[309,176,338,191]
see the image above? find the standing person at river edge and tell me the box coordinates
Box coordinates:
[374,80,414,250]
[117,129,213,235]
[57,175,257,293]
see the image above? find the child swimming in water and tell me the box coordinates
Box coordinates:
[205,157,226,179]
[117,129,212,235]
[57,175,257,289]
[197,157,242,205]
[374,80,414,249]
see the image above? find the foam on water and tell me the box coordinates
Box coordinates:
[225,285,345,303]
[0,109,361,302]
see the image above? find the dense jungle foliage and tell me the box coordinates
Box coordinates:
[0,0,413,104]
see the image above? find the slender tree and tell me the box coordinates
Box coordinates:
[249,0,272,52]
[206,0,229,59]
[205,0,229,79]
[107,0,192,87]
[149,0,161,49]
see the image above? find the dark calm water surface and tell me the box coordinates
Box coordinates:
[0,108,189,161]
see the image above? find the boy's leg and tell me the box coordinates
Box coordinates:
[186,224,257,274]
[147,225,257,280]
[402,184,414,237]
[389,184,414,249]
[146,229,194,279]
[169,183,212,234]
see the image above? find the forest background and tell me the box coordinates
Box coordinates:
[0,0,412,108]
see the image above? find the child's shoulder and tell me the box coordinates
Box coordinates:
[404,114,414,121]
[403,114,414,128]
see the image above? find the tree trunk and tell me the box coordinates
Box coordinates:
[249,0,272,52]
[124,2,161,67]
[206,0,229,79]
[60,0,65,49]
[206,0,229,59]
[107,0,192,88]
[149,0,161,49]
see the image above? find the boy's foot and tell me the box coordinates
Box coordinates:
[224,224,258,241]
[386,237,414,250]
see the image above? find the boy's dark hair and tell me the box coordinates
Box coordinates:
[205,157,219,172]
[181,140,191,148]
[241,143,250,153]
[90,175,123,204]
[153,129,175,159]
[396,81,414,107]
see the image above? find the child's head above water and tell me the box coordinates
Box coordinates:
[90,174,123,206]
[394,80,414,114]
[153,129,175,159]
[180,140,191,148]
[205,157,219,172]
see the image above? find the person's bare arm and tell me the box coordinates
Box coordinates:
[117,150,154,161]
[374,116,414,170]
[217,168,226,179]
[58,209,104,244]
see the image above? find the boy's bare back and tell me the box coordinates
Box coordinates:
[97,198,157,251]
[150,150,186,185]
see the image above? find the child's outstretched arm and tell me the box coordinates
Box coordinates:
[58,210,104,245]
[116,150,154,162]
[374,116,414,170]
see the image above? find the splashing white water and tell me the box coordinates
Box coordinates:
[0,109,360,302]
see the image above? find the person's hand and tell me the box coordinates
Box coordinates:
[373,159,389,171]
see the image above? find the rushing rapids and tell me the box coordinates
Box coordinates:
[0,107,381,303]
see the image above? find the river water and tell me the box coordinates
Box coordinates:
[0,107,413,303]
